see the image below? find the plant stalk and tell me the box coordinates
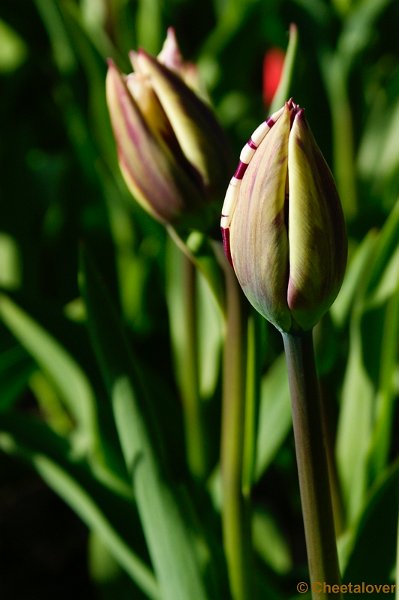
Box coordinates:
[282,330,342,600]
[221,260,252,600]
[181,253,207,480]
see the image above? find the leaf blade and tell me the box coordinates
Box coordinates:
[80,249,211,600]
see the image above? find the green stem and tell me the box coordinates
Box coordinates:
[181,253,207,480]
[221,261,252,600]
[166,232,208,480]
[282,330,341,600]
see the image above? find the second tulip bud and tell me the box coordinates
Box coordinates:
[106,29,232,229]
[221,100,347,333]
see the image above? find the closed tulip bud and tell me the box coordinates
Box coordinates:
[221,100,347,333]
[106,29,231,228]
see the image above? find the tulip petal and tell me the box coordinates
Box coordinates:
[287,109,347,330]
[106,60,204,224]
[230,105,292,332]
[157,28,184,72]
[157,28,204,95]
[134,51,232,199]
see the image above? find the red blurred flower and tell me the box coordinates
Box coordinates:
[262,48,285,106]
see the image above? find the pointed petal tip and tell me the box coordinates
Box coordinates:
[137,48,151,59]
[158,27,185,71]
[135,49,159,72]
[129,50,139,71]
[106,59,124,89]
[106,59,126,83]
[106,57,116,70]
[292,108,307,131]
[166,26,177,41]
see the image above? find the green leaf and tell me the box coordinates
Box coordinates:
[342,460,399,584]
[252,507,292,575]
[135,0,163,55]
[166,236,222,403]
[0,232,21,289]
[0,294,99,456]
[358,87,399,202]
[243,312,264,494]
[336,203,399,525]
[197,261,223,399]
[270,24,299,114]
[88,530,140,598]
[335,314,374,525]
[396,510,399,600]
[363,201,399,306]
[80,249,212,600]
[367,279,399,483]
[54,1,121,170]
[0,339,34,412]
[167,227,225,312]
[34,0,77,73]
[330,230,377,328]
[338,0,394,71]
[255,354,292,480]
[0,412,158,599]
[200,0,255,63]
[0,19,28,73]
[165,237,222,478]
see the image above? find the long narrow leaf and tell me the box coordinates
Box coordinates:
[255,354,292,480]
[367,280,399,483]
[342,460,399,584]
[0,294,99,456]
[330,230,377,327]
[0,413,158,599]
[80,250,211,600]
[270,23,299,114]
[336,315,374,525]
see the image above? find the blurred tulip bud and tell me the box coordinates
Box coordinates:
[221,100,347,333]
[106,29,231,228]
[157,27,203,94]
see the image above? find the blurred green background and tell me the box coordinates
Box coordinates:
[0,0,398,598]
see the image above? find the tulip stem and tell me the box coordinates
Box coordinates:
[221,260,252,600]
[181,253,207,480]
[282,330,342,600]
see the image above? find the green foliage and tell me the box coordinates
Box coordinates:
[0,0,398,597]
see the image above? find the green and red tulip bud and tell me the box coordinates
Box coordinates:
[221,100,347,333]
[106,29,232,229]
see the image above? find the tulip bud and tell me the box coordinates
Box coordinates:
[221,100,347,333]
[106,30,231,228]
